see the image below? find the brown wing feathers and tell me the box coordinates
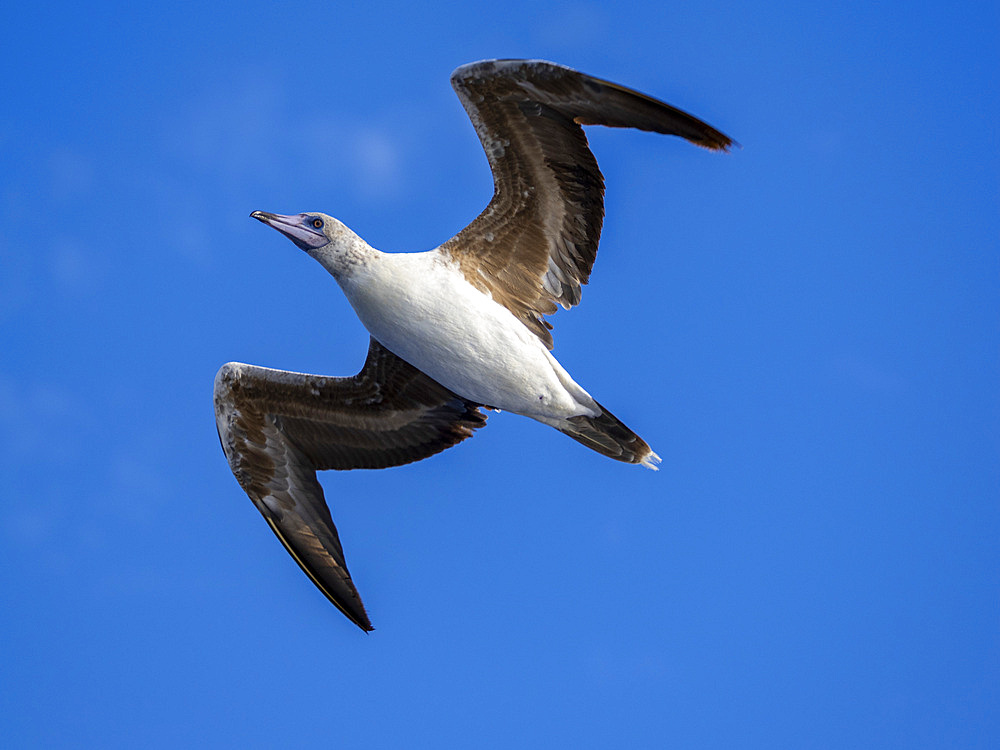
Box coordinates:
[214,339,486,630]
[219,340,486,471]
[444,60,733,349]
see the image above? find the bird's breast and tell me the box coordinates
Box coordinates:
[337,251,591,418]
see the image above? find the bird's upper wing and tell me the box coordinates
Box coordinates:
[442,59,734,348]
[213,338,487,631]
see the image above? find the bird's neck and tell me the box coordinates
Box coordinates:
[312,233,379,282]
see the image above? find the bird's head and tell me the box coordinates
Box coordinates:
[251,211,369,279]
[250,211,343,251]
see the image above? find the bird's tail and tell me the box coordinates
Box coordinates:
[557,401,661,470]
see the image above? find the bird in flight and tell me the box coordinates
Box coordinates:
[215,59,733,631]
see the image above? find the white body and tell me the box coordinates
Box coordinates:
[335,248,600,426]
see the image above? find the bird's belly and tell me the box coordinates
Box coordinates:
[343,258,594,419]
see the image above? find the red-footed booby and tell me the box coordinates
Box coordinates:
[215,59,734,631]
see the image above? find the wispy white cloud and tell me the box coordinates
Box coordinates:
[47,147,96,203]
[48,238,104,297]
[348,128,403,198]
[105,450,171,525]
[0,376,87,462]
[166,69,289,182]
[0,373,175,554]
[166,69,410,199]
[294,115,404,197]
[0,376,91,552]
[0,236,30,325]
[149,68,411,270]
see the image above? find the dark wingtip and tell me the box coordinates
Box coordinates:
[696,132,740,153]
[336,597,374,632]
[682,119,738,153]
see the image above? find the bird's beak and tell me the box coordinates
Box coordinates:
[251,211,328,250]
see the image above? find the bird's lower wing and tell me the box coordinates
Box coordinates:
[213,339,487,631]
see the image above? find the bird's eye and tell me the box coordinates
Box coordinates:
[312,218,323,229]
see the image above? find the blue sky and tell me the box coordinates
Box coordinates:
[2,1,997,747]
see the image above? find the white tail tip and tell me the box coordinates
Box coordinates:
[639,450,662,471]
